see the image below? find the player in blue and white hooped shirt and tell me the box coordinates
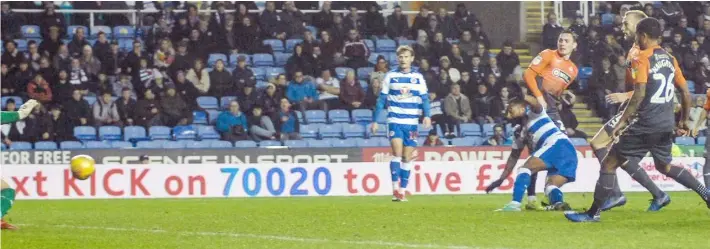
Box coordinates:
[485,95,578,211]
[371,46,431,202]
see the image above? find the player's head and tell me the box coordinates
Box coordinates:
[635,17,662,50]
[556,31,577,57]
[622,10,647,41]
[396,45,415,70]
[506,99,528,121]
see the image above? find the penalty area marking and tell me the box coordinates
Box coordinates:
[14,223,513,249]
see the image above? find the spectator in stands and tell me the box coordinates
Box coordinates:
[697,31,710,54]
[69,58,90,94]
[674,16,694,42]
[431,33,451,65]
[260,1,288,40]
[560,94,587,139]
[92,32,111,61]
[476,43,491,67]
[411,5,431,38]
[454,3,477,35]
[486,57,502,82]
[93,91,121,127]
[123,40,148,74]
[605,34,625,60]
[274,99,301,141]
[584,29,612,68]
[496,41,520,81]
[92,73,113,97]
[133,58,159,95]
[413,31,432,63]
[172,71,198,109]
[27,74,52,104]
[287,70,326,117]
[160,86,192,126]
[344,6,363,33]
[343,29,370,69]
[113,74,136,99]
[340,70,366,110]
[320,31,342,67]
[282,2,307,39]
[102,41,123,77]
[589,58,617,120]
[483,125,510,146]
[37,57,55,83]
[470,55,486,85]
[670,33,689,55]
[569,15,588,42]
[484,73,502,98]
[135,89,162,128]
[68,27,90,58]
[436,8,456,39]
[208,2,228,37]
[239,80,259,115]
[365,74,382,109]
[186,59,210,95]
[490,86,514,120]
[80,45,102,78]
[248,106,278,141]
[286,44,316,77]
[116,87,137,126]
[12,60,34,98]
[24,104,53,143]
[695,57,710,94]
[363,4,386,39]
[217,100,249,141]
[2,40,22,71]
[51,70,72,104]
[315,69,341,109]
[690,95,708,137]
[644,3,661,20]
[428,91,446,134]
[170,42,192,77]
[188,28,210,63]
[148,72,172,98]
[473,83,495,125]
[471,22,490,48]
[432,66,454,97]
[329,14,348,46]
[207,60,232,97]
[153,39,175,70]
[685,40,708,75]
[49,104,72,142]
[458,31,477,57]
[450,45,470,72]
[423,129,444,146]
[1,2,22,40]
[1,99,27,145]
[26,41,42,71]
[39,2,66,40]
[542,13,563,50]
[234,3,254,27]
[0,64,8,95]
[39,26,62,58]
[185,4,200,29]
[301,30,319,56]
[458,71,477,97]
[444,84,472,137]
[312,1,334,33]
[270,73,289,100]
[63,89,92,127]
[259,84,281,116]
[440,56,461,85]
[418,58,437,85]
[387,5,410,40]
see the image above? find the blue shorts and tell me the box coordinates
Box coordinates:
[388,123,418,147]
[532,138,578,182]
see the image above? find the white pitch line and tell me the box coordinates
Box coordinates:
[16,223,512,249]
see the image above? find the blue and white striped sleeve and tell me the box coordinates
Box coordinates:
[373,73,391,121]
[418,73,431,117]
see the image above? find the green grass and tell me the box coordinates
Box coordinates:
[2,192,709,249]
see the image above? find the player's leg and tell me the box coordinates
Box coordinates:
[525,173,540,210]
[1,179,18,230]
[589,121,625,200]
[397,145,416,201]
[497,157,547,211]
[544,175,571,210]
[705,128,710,187]
[389,136,404,200]
[650,133,710,208]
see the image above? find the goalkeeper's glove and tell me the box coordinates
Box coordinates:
[17,99,39,120]
[485,179,505,193]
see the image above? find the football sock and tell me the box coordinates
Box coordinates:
[513,168,532,203]
[545,185,564,204]
[593,148,623,197]
[704,158,710,188]
[623,158,664,199]
[399,161,412,189]
[664,166,709,201]
[527,172,538,199]
[390,157,401,190]
[1,188,16,218]
[587,172,616,217]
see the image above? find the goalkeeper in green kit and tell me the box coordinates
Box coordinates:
[1,99,39,230]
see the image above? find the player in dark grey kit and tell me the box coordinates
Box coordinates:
[566,17,710,222]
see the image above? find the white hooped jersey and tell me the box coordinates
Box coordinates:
[512,107,569,152]
[380,68,428,125]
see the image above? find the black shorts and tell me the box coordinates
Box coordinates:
[611,132,673,166]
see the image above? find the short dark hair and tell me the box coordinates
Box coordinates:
[560,30,578,42]
[636,17,662,40]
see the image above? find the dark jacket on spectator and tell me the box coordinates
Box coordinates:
[387,13,409,39]
[260,9,288,38]
[320,38,341,66]
[415,43,435,65]
[135,98,161,127]
[239,89,259,115]
[51,111,73,142]
[542,23,564,50]
[171,52,193,77]
[174,78,200,109]
[340,79,366,106]
[258,90,281,116]
[272,109,300,134]
[10,67,35,93]
[472,91,495,118]
[312,9,334,32]
[683,49,707,75]
[160,93,191,126]
[411,14,430,38]
[39,11,67,39]
[363,9,386,37]
[236,22,264,54]
[116,96,137,125]
[286,51,316,77]
[24,110,53,142]
[39,37,63,58]
[2,49,23,70]
[282,9,307,37]
[209,68,234,97]
[102,50,124,76]
[122,51,148,74]
[454,10,478,34]
[437,15,457,39]
[430,41,452,66]
[51,77,74,105]
[67,37,89,58]
[62,98,92,127]
[1,9,23,40]
[93,40,112,61]
[496,51,520,81]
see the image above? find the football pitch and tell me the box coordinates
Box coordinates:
[1,192,708,249]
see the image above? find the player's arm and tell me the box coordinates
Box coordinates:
[372,74,390,126]
[523,94,544,114]
[614,59,648,135]
[524,50,551,105]
[672,57,691,133]
[419,74,431,126]
[1,100,39,124]
[486,139,524,193]
[0,112,20,124]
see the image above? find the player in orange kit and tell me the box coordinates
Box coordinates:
[703,89,710,188]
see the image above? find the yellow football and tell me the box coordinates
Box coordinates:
[70,155,96,180]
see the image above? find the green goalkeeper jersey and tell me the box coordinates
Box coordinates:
[0,111,20,124]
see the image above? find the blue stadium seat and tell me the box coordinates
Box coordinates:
[460,123,482,137]
[197,125,221,140]
[335,67,354,79]
[331,139,355,148]
[256,80,269,90]
[197,96,219,109]
[273,52,291,67]
[364,39,375,51]
[356,67,374,80]
[266,67,285,79]
[307,139,332,148]
[149,126,171,140]
[259,140,282,147]
[482,124,496,136]
[352,109,373,124]
[113,26,135,38]
[376,39,396,52]
[355,138,379,147]
[374,137,390,146]
[305,110,327,124]
[579,67,593,80]
[343,124,366,138]
[1,143,5,150]
[10,141,32,150]
[14,39,28,52]
[295,111,304,123]
[328,109,350,123]
[1,96,23,109]
[34,141,58,150]
[21,25,41,38]
[85,141,111,149]
[398,39,415,47]
[136,141,162,149]
[99,126,122,141]
[285,140,308,148]
[675,137,695,145]
[91,25,112,39]
[67,25,88,39]
[111,141,133,148]
[163,140,186,149]
[83,96,97,106]
[418,124,431,137]
[368,52,384,65]
[117,38,134,52]
[387,52,398,66]
[220,96,238,109]
[173,125,197,140]
[210,140,233,148]
[252,53,274,67]
[299,124,319,139]
[451,137,473,146]
[319,124,343,138]
[263,39,284,52]
[208,53,228,67]
[74,126,97,141]
[697,136,706,145]
[360,80,368,91]
[367,123,387,138]
[601,13,615,26]
[687,80,695,93]
[60,141,84,149]
[569,138,589,146]
[124,126,148,141]
[285,39,303,53]
[305,26,318,35]
[193,110,208,125]
[229,53,251,66]
[186,140,211,149]
[233,140,256,148]
[375,111,388,123]
[207,110,220,124]
[252,67,267,81]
